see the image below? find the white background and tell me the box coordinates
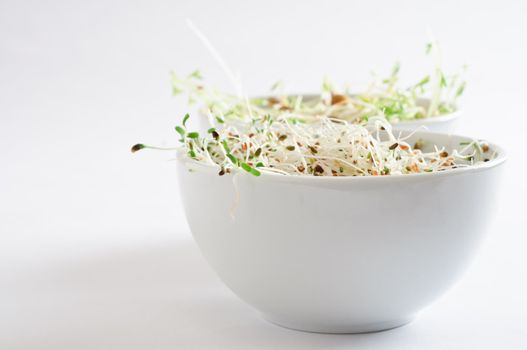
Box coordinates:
[1,1,527,349]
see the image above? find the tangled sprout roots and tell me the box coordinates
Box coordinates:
[133,113,492,177]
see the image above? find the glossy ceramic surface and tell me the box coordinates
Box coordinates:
[176,131,505,333]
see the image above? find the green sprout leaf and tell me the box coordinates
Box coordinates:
[187,132,199,139]
[172,86,183,96]
[455,82,466,98]
[270,80,284,92]
[188,70,202,80]
[425,42,433,54]
[415,75,430,88]
[221,140,231,153]
[391,62,400,77]
[322,79,333,93]
[175,126,185,137]
[226,153,238,165]
[170,72,183,96]
[182,113,190,127]
[207,127,219,140]
[440,72,447,88]
[241,162,261,176]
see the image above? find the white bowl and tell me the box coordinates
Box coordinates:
[196,95,460,133]
[262,94,461,133]
[176,131,505,333]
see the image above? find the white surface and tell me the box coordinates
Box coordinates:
[1,0,526,348]
[177,133,506,333]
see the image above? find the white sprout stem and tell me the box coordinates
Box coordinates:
[185,19,243,98]
[427,40,443,117]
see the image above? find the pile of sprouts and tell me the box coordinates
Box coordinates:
[132,112,492,177]
[171,43,466,125]
[132,28,490,177]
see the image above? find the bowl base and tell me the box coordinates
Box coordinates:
[262,314,415,334]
